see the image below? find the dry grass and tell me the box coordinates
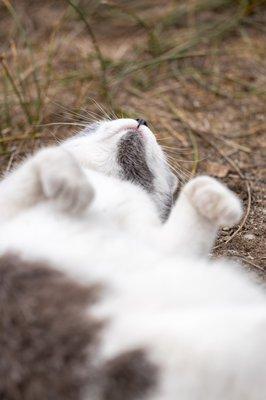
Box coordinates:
[0,0,265,276]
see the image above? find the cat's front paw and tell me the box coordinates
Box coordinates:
[33,148,94,213]
[184,176,242,227]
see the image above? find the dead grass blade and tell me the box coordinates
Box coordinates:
[66,0,111,104]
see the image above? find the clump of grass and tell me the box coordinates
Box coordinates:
[0,0,265,165]
[2,0,43,126]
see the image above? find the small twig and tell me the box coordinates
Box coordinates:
[106,1,162,56]
[120,8,245,79]
[187,130,200,176]
[3,0,43,121]
[0,132,43,144]
[5,141,23,173]
[239,257,264,272]
[161,0,233,29]
[120,52,208,77]
[0,56,32,124]
[225,123,266,138]
[1,68,11,127]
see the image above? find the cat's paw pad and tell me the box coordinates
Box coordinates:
[34,148,94,213]
[184,176,242,227]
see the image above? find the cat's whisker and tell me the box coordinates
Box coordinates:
[63,110,99,124]
[163,150,195,156]
[78,106,106,121]
[157,137,175,142]
[87,97,112,120]
[166,153,201,165]
[156,136,176,141]
[167,161,192,180]
[166,155,193,171]
[152,152,191,184]
[50,102,101,125]
[55,111,102,127]
[46,130,62,145]
[38,122,88,128]
[106,107,119,120]
[167,157,200,164]
[161,145,193,153]
[168,166,188,183]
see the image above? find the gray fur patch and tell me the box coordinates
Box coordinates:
[117,131,154,192]
[0,253,103,400]
[160,193,174,221]
[0,254,159,400]
[101,349,158,400]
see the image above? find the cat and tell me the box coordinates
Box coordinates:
[0,117,265,400]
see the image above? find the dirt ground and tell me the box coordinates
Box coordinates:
[0,0,265,277]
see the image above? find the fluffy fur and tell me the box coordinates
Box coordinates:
[0,118,265,400]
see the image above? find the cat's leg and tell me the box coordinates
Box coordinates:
[161,176,242,257]
[0,147,94,222]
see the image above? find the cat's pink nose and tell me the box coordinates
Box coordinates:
[136,119,148,128]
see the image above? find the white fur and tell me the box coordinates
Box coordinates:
[0,118,265,399]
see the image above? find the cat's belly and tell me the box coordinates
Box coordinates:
[0,201,160,283]
[1,202,265,400]
[97,304,266,400]
[0,201,264,307]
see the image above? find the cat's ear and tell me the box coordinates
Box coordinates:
[170,172,179,194]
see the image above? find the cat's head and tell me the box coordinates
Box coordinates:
[63,118,178,219]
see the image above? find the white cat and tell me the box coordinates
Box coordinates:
[0,118,265,400]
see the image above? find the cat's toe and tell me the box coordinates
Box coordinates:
[184,176,242,227]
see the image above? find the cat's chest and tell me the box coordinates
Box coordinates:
[83,168,160,226]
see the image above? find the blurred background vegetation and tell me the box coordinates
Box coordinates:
[0,0,265,274]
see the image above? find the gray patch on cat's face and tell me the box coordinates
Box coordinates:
[117,131,154,192]
[160,193,174,221]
